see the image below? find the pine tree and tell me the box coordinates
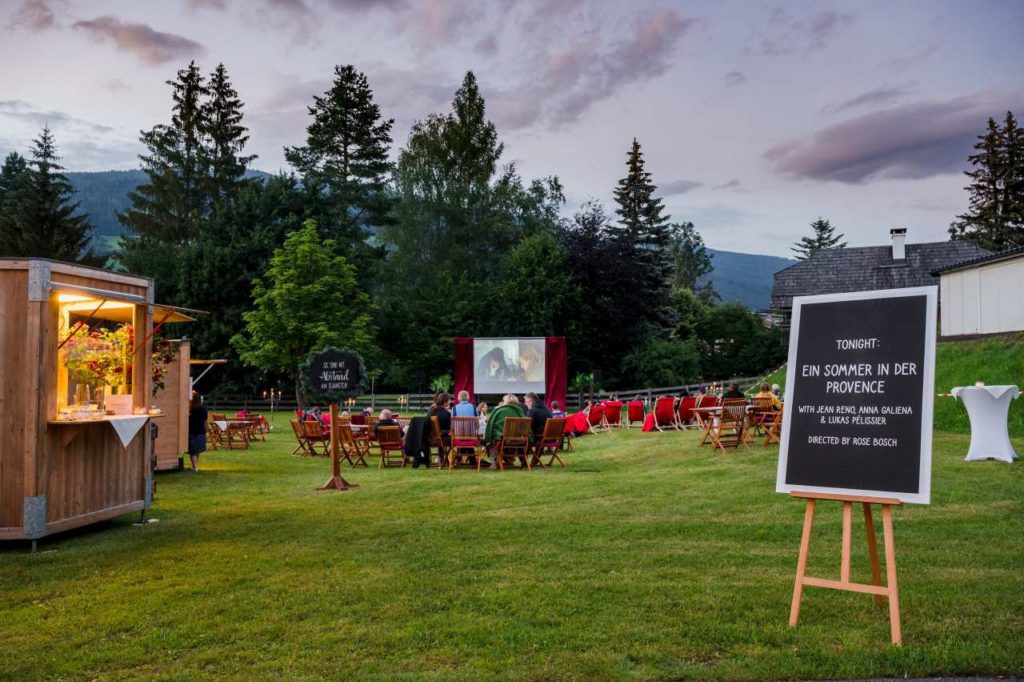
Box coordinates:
[120,61,210,247]
[610,137,673,331]
[204,62,255,202]
[0,152,31,246]
[285,64,394,254]
[950,112,1024,251]
[1,127,93,261]
[612,138,673,256]
[791,218,847,260]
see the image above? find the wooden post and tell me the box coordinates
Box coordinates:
[788,492,902,646]
[318,403,354,492]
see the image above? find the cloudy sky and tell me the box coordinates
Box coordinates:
[2,0,1022,256]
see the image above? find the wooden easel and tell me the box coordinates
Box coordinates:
[318,403,356,492]
[789,491,902,645]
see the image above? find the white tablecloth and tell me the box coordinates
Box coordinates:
[951,385,1019,462]
[106,415,150,448]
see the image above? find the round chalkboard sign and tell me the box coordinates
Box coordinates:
[302,347,366,403]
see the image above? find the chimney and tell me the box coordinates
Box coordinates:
[890,228,906,260]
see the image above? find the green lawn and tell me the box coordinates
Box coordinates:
[2,415,1022,681]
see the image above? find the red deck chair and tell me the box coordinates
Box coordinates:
[587,403,610,433]
[626,401,645,428]
[676,396,697,429]
[603,401,623,428]
[652,396,678,431]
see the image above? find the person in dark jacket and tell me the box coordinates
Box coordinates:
[723,382,745,400]
[427,392,452,436]
[187,390,208,472]
[524,392,553,438]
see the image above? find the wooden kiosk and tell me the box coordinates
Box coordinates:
[152,338,191,472]
[0,258,189,546]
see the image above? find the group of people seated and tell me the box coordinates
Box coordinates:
[427,390,567,448]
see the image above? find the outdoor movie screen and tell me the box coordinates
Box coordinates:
[473,338,546,395]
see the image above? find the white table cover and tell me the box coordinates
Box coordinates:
[106,415,149,448]
[950,385,1019,462]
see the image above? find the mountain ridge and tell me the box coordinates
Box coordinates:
[66,170,792,310]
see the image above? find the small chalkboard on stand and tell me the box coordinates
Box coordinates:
[776,286,937,645]
[303,347,367,492]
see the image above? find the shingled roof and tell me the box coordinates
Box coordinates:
[771,240,991,312]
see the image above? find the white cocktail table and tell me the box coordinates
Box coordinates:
[950,385,1019,462]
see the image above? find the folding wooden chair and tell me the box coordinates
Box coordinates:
[450,416,483,471]
[225,421,250,450]
[603,401,623,428]
[289,419,309,456]
[244,416,265,442]
[709,399,749,452]
[338,423,369,466]
[587,404,610,434]
[750,397,775,436]
[496,417,532,471]
[428,416,449,468]
[376,426,407,468]
[626,400,645,428]
[533,417,568,468]
[652,396,678,431]
[301,420,329,456]
[763,410,783,446]
[205,420,222,449]
[676,396,697,429]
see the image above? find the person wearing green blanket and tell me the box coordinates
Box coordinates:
[483,394,527,452]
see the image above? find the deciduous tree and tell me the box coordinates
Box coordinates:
[233,221,374,404]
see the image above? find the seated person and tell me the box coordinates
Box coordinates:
[524,392,553,438]
[483,394,527,448]
[754,382,782,410]
[771,383,783,399]
[550,401,566,419]
[374,409,401,435]
[427,391,452,437]
[452,390,477,417]
[477,402,489,436]
[722,382,746,400]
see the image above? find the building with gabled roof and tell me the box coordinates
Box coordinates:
[771,229,990,332]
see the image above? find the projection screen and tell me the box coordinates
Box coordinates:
[472,337,546,395]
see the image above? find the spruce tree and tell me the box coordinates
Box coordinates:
[951,111,1024,250]
[0,152,29,211]
[610,137,673,331]
[791,218,847,260]
[204,62,255,202]
[2,127,93,261]
[120,61,210,247]
[285,64,394,254]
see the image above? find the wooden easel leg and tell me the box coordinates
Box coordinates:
[789,498,815,626]
[863,503,885,607]
[882,504,902,645]
[840,501,852,583]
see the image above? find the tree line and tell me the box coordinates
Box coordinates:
[11,63,1019,398]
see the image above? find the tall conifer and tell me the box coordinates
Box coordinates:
[2,127,93,261]
[285,64,394,254]
[205,62,255,202]
[950,111,1024,250]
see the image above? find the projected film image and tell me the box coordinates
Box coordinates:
[473,338,546,395]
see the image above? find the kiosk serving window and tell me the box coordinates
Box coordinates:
[55,291,146,418]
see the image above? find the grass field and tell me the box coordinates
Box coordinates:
[2,415,1022,681]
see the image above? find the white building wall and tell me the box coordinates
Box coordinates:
[941,255,1024,336]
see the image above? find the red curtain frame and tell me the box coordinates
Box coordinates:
[454,337,474,402]
[545,336,567,411]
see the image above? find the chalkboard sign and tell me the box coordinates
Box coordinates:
[303,347,366,403]
[776,287,937,504]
